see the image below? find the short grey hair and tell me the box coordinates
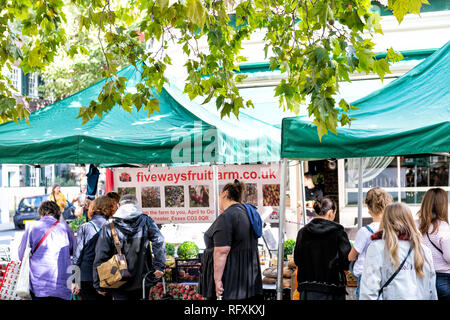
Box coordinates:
[119,194,138,205]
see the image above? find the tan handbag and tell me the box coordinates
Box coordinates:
[97,219,132,288]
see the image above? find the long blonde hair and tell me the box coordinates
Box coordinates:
[381,202,428,278]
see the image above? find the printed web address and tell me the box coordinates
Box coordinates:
[136,169,277,184]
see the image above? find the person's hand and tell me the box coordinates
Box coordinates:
[215,280,224,297]
[71,283,80,295]
[97,290,107,296]
[154,270,164,279]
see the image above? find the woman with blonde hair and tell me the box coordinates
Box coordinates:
[417,188,450,300]
[348,187,392,299]
[360,202,437,300]
[72,196,117,300]
[48,184,67,213]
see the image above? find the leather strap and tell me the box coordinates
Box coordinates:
[32,220,59,255]
[109,219,122,255]
[427,233,443,254]
[378,246,412,299]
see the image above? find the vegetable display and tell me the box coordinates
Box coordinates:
[176,241,199,260]
[69,216,86,233]
[263,184,280,206]
[165,243,175,257]
[284,239,296,261]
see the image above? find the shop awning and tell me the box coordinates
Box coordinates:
[281,41,450,160]
[0,63,281,165]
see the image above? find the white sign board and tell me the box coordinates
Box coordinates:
[113,163,281,224]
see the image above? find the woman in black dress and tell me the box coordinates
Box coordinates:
[199,180,263,300]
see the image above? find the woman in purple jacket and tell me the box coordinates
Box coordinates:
[18,200,76,300]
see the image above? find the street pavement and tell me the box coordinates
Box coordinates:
[0,223,24,261]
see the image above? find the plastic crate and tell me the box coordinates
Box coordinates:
[174,258,201,283]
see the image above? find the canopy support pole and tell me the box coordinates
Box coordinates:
[299,161,307,226]
[213,164,219,218]
[397,156,402,202]
[276,158,288,300]
[357,158,363,230]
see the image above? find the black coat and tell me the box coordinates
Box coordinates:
[294,218,351,295]
[93,214,165,292]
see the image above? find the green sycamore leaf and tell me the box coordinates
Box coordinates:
[186,0,206,28]
[367,13,383,34]
[372,58,391,81]
[386,47,404,63]
[390,0,430,24]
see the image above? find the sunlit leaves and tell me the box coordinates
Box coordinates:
[0,0,427,136]
[389,0,430,24]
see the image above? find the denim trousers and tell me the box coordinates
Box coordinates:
[436,272,450,300]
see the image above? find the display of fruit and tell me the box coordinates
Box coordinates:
[118,187,136,198]
[119,172,131,182]
[189,186,209,208]
[165,186,184,207]
[141,187,161,207]
[149,283,205,300]
[263,184,280,206]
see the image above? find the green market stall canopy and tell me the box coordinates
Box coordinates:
[281,41,450,160]
[0,64,281,165]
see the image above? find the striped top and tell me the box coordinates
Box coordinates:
[420,220,450,274]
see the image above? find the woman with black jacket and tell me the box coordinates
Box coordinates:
[294,197,351,300]
[72,196,117,300]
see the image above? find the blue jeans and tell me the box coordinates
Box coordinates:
[436,273,450,300]
[353,275,362,300]
[349,261,361,300]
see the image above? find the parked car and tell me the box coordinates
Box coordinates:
[14,195,76,229]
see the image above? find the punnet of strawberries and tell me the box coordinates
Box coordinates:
[149,283,205,300]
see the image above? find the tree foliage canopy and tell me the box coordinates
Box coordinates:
[0,0,428,138]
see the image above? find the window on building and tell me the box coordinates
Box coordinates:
[28,73,39,98]
[7,67,21,92]
[54,164,78,186]
[344,154,449,205]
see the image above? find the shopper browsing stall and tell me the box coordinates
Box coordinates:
[360,202,437,300]
[348,187,393,299]
[199,180,263,300]
[294,197,351,300]
[417,188,450,300]
[72,196,117,300]
[18,201,76,300]
[303,172,323,219]
[93,195,166,300]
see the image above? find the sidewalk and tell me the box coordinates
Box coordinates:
[0,223,15,232]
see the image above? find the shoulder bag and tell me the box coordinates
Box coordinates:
[16,220,59,299]
[426,233,443,254]
[377,246,413,300]
[97,219,132,289]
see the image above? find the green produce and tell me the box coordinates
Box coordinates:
[69,216,86,233]
[177,241,199,260]
[284,239,296,261]
[166,243,175,256]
